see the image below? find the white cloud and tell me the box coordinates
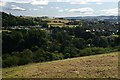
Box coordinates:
[30,8,39,11]
[100,8,118,16]
[50,6,60,9]
[65,9,68,11]
[39,6,44,9]
[0,1,6,6]
[29,6,44,11]
[55,7,60,9]
[69,7,94,15]
[3,0,31,3]
[2,0,48,5]
[85,0,101,2]
[51,7,54,9]
[31,0,48,5]
[58,9,68,12]
[10,5,26,11]
[58,9,64,12]
[49,0,118,2]
[96,2,103,4]
[56,0,62,2]
[70,1,88,4]
[2,0,119,3]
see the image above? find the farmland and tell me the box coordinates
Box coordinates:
[3,52,119,78]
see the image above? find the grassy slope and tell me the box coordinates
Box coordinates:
[3,52,119,78]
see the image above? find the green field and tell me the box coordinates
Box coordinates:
[2,52,119,78]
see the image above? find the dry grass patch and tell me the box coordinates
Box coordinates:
[3,52,119,78]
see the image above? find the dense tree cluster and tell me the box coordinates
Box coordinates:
[2,12,46,27]
[2,27,120,68]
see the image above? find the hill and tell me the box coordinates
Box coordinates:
[2,12,37,27]
[2,52,119,78]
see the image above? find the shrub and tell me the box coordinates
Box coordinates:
[31,46,39,52]
[33,49,46,62]
[3,55,19,67]
[63,47,80,58]
[46,52,64,61]
[22,49,33,59]
[80,48,92,56]
[79,47,113,57]
[64,53,71,59]
[18,57,32,65]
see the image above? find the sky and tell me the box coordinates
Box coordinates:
[0,0,119,17]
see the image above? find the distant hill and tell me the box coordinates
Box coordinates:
[64,16,118,22]
[3,52,118,78]
[2,12,36,27]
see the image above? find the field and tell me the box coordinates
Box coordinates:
[42,18,78,28]
[2,52,119,78]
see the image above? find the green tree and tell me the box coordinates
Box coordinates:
[72,38,85,49]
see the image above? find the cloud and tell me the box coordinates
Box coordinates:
[2,0,48,5]
[100,8,118,16]
[69,7,94,15]
[3,0,31,3]
[10,5,26,11]
[50,6,60,9]
[58,9,64,12]
[39,6,44,9]
[70,1,88,4]
[56,0,62,2]
[65,9,68,11]
[29,8,39,11]
[49,0,118,3]
[85,0,101,2]
[58,9,68,12]
[2,0,119,3]
[31,0,48,5]
[96,2,103,4]
[29,6,44,11]
[0,1,6,6]
[55,7,60,9]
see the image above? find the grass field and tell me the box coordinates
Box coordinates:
[2,52,119,78]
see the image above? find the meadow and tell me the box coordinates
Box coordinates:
[3,52,119,78]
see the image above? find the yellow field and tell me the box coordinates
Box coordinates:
[2,52,119,78]
[0,30,11,33]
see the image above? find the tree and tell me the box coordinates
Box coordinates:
[33,49,46,62]
[72,38,85,49]
[41,22,48,28]
[99,37,109,48]
[63,47,80,58]
[31,46,39,52]
[93,36,108,48]
[48,42,61,52]
[18,49,33,65]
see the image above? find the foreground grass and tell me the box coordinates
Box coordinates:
[3,52,119,78]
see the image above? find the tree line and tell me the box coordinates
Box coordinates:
[2,12,43,27]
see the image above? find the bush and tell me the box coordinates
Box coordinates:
[80,48,92,56]
[63,47,80,58]
[21,49,33,59]
[79,47,113,57]
[33,49,46,62]
[64,53,71,59]
[18,57,32,65]
[3,55,19,67]
[46,52,64,61]
[71,38,85,49]
[31,46,39,52]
